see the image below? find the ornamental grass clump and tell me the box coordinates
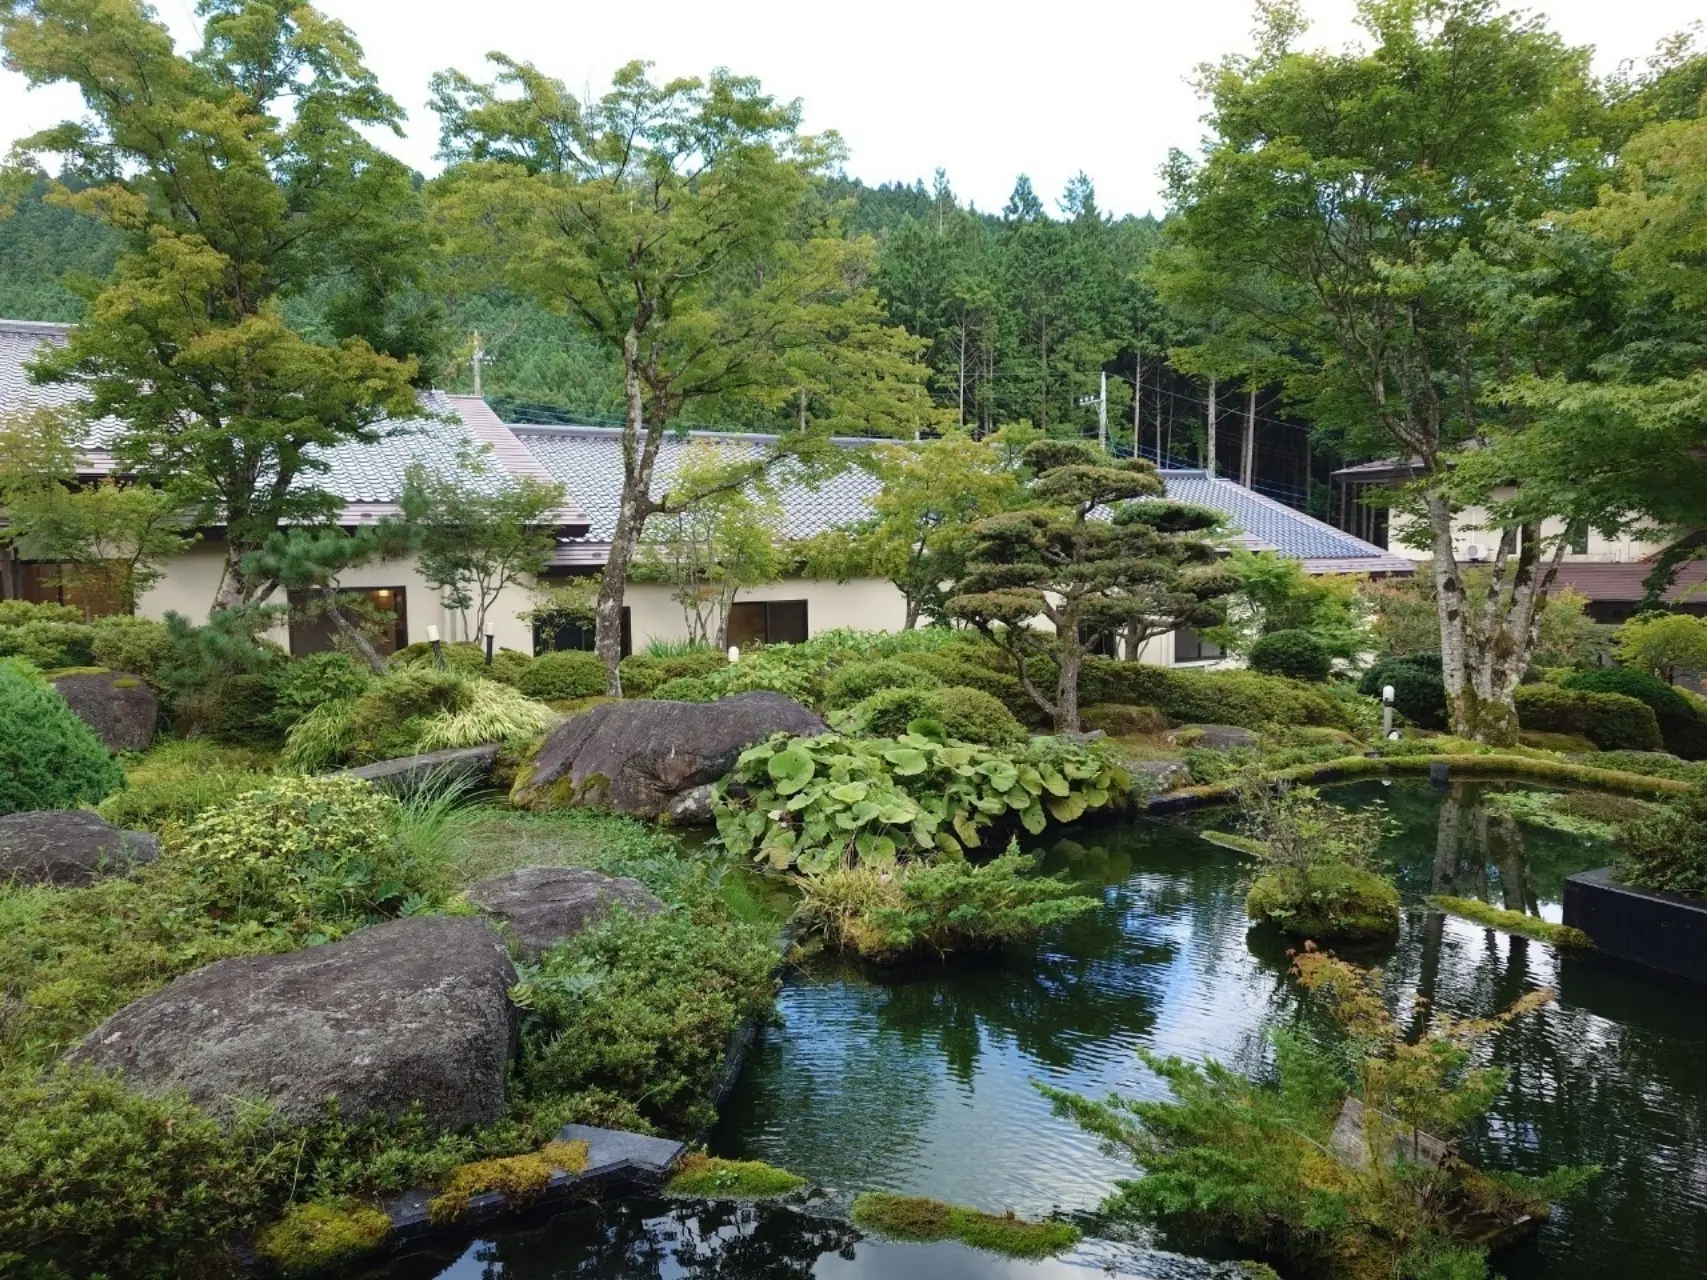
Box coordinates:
[794,846,1099,961]
[1042,951,1597,1280]
[1236,777,1399,940]
[714,732,1130,873]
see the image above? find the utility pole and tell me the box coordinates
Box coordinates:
[1241,385,1257,487]
[1098,370,1108,453]
[1206,376,1218,476]
[1133,352,1142,458]
[470,331,485,398]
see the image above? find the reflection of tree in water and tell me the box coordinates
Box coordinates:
[424,1199,862,1280]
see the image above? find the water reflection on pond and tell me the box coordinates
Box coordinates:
[384,779,1707,1279]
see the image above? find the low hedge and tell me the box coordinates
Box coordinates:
[1560,667,1707,759]
[617,650,727,696]
[821,658,943,710]
[1358,655,1447,730]
[1248,629,1331,682]
[1080,658,1354,732]
[1514,685,1662,752]
[516,651,607,701]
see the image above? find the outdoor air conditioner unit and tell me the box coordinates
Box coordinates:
[1464,543,1487,562]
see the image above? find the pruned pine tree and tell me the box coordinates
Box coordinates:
[949,440,1235,731]
[242,525,416,673]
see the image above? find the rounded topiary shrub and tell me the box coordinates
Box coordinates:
[203,671,284,748]
[0,658,126,815]
[173,774,431,928]
[650,675,720,703]
[271,651,373,729]
[1561,666,1707,759]
[89,615,171,681]
[517,650,607,701]
[1248,629,1332,683]
[928,686,1028,746]
[1358,656,1448,730]
[822,658,943,710]
[618,650,727,696]
[1513,684,1662,752]
[393,640,530,685]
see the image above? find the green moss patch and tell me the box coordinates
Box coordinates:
[254,1199,392,1275]
[426,1139,589,1223]
[1248,866,1401,940]
[1428,895,1594,949]
[665,1154,806,1198]
[1201,829,1268,856]
[851,1191,1080,1258]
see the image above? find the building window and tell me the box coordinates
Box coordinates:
[727,599,808,647]
[1569,527,1590,555]
[288,587,407,657]
[1174,626,1223,664]
[15,561,127,619]
[534,607,631,658]
[1079,623,1118,657]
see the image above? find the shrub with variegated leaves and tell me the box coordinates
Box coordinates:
[713,732,1132,874]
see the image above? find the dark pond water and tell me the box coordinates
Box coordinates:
[375,780,1707,1279]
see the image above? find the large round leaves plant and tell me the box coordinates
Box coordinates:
[715,732,1130,874]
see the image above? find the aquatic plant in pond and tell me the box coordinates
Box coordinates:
[851,1192,1080,1258]
[1235,778,1400,940]
[665,1154,806,1198]
[1042,951,1598,1280]
[714,732,1130,872]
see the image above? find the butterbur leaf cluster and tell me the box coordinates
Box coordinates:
[713,732,1130,873]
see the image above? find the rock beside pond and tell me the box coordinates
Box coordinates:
[50,669,158,752]
[0,809,158,886]
[70,915,517,1131]
[466,866,663,961]
[1130,759,1192,793]
[513,692,826,820]
[1168,723,1260,750]
[344,743,501,794]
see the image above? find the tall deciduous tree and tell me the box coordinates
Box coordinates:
[949,440,1234,731]
[1154,0,1599,743]
[431,59,929,692]
[1,0,433,610]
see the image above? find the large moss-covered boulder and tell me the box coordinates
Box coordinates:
[466,866,663,961]
[50,669,159,752]
[0,810,159,886]
[512,692,826,820]
[70,916,517,1131]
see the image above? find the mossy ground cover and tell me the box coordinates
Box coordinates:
[851,1192,1080,1258]
[1427,896,1594,949]
[426,1139,590,1223]
[254,1200,394,1276]
[664,1154,806,1198]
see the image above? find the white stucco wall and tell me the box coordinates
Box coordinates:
[1387,495,1667,565]
[620,577,910,650]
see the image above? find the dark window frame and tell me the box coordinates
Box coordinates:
[727,599,809,647]
[1174,625,1224,664]
[287,586,408,658]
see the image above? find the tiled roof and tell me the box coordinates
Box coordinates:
[513,423,1410,575]
[0,317,585,531]
[1551,561,1707,604]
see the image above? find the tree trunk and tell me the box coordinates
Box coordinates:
[596,327,660,695]
[213,542,253,612]
[1055,638,1083,734]
[318,586,388,674]
[1205,378,1217,477]
[903,595,921,630]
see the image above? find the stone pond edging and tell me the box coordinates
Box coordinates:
[1563,867,1707,986]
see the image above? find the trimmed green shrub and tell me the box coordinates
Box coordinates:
[838,684,1027,747]
[98,740,275,835]
[0,660,125,815]
[618,649,727,696]
[171,774,439,930]
[650,675,720,703]
[795,848,1099,961]
[1515,685,1662,752]
[0,619,95,669]
[891,647,1041,724]
[1080,703,1170,736]
[646,647,819,703]
[1083,658,1353,732]
[821,658,943,710]
[1358,655,1447,730]
[516,650,606,701]
[1247,629,1331,682]
[271,652,373,730]
[0,600,82,626]
[1561,667,1707,759]
[392,640,531,686]
[88,615,171,681]
[929,686,1028,746]
[203,671,284,748]
[1618,784,1707,898]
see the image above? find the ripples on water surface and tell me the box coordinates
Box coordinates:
[384,779,1707,1279]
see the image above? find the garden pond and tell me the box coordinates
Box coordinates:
[365,779,1707,1279]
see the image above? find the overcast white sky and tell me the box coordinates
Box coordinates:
[1,0,1700,218]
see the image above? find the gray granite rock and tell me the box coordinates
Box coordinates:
[50,670,157,753]
[465,866,663,962]
[71,915,517,1131]
[1168,723,1260,750]
[344,744,500,793]
[0,810,158,886]
[1130,759,1192,793]
[513,692,826,819]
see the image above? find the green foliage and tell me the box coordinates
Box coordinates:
[821,658,943,709]
[618,649,729,696]
[851,1192,1079,1259]
[0,661,124,815]
[512,906,777,1136]
[516,650,607,701]
[0,601,81,626]
[1235,778,1400,940]
[425,1140,589,1224]
[1359,655,1448,730]
[1515,685,1663,752]
[153,607,284,734]
[665,1154,806,1199]
[97,740,274,837]
[393,640,531,685]
[794,847,1100,961]
[253,1199,392,1276]
[835,684,1028,747]
[412,680,556,755]
[0,174,122,320]
[271,652,374,731]
[1568,750,1707,784]
[1208,549,1371,659]
[1481,788,1653,841]
[1043,952,1596,1280]
[1614,612,1707,685]
[715,732,1130,873]
[1247,628,1332,682]
[0,616,94,668]
[202,671,284,749]
[88,615,170,681]
[892,646,1038,724]
[1083,657,1354,732]
[1618,784,1707,899]
[1181,741,1365,787]
[172,775,443,934]
[1427,895,1593,949]
[1560,667,1707,758]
